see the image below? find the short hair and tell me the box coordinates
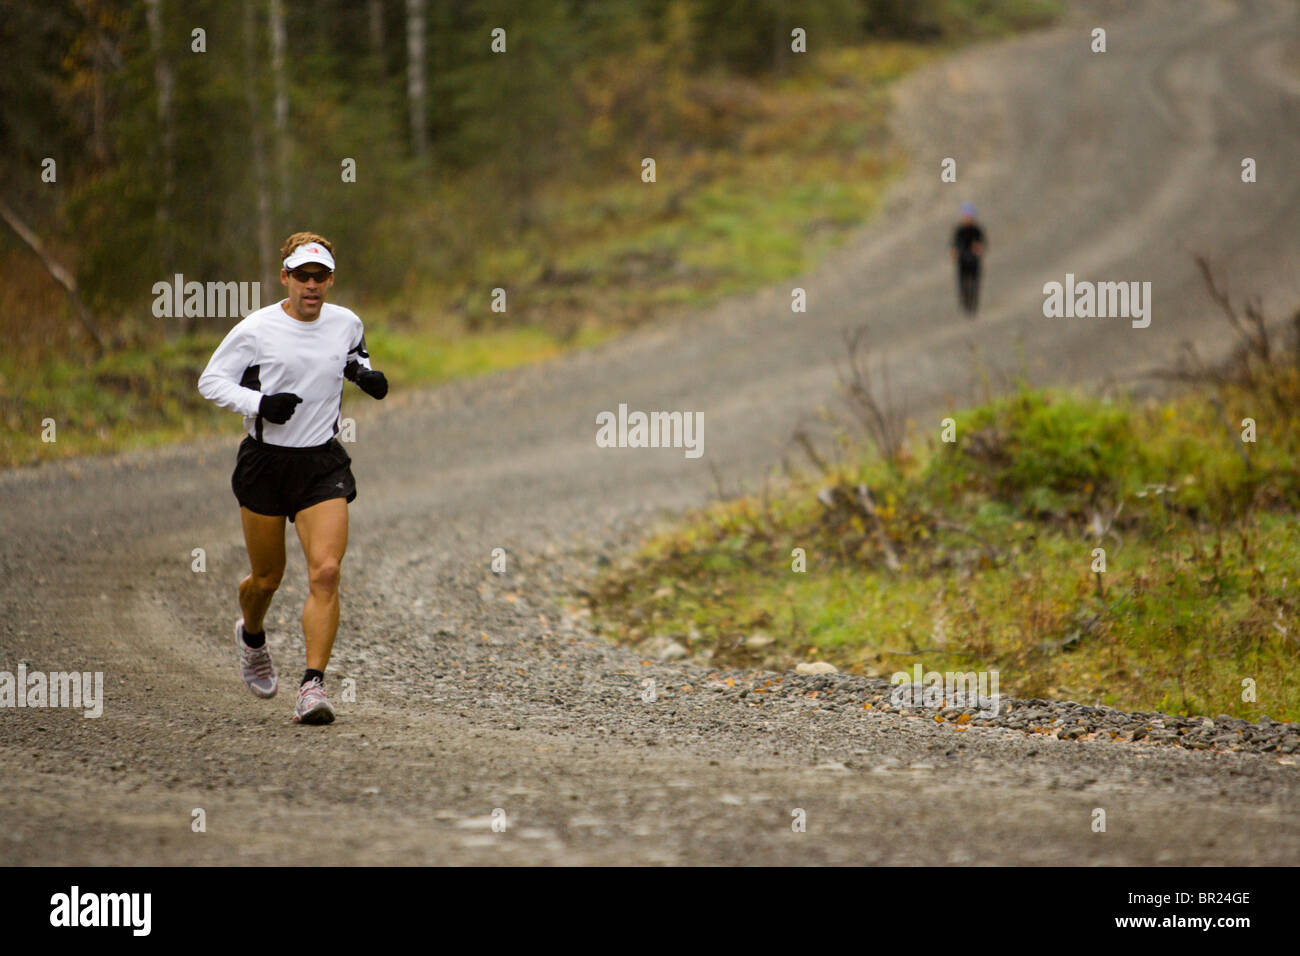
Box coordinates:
[279,231,334,264]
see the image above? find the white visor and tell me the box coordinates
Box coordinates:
[283,243,336,271]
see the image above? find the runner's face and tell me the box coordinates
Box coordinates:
[281,266,334,319]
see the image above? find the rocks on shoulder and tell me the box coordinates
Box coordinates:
[796,661,839,675]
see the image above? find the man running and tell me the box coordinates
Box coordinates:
[950,201,986,316]
[197,232,388,724]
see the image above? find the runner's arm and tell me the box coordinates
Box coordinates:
[344,327,388,399]
[198,322,263,417]
[343,330,373,380]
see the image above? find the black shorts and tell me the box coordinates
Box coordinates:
[231,435,357,523]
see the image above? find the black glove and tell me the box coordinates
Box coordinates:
[259,391,303,424]
[356,368,388,400]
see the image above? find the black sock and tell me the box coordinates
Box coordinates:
[241,626,266,648]
[302,669,324,687]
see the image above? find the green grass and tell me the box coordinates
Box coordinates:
[445,45,916,332]
[590,371,1300,722]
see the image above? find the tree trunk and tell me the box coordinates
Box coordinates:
[72,0,126,166]
[773,0,787,77]
[143,0,176,241]
[243,0,275,293]
[406,0,428,163]
[269,0,290,217]
[369,0,384,58]
[0,199,107,355]
[91,30,108,163]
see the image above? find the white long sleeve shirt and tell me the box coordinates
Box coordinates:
[198,300,372,447]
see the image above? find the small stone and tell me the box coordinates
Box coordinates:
[796,661,838,675]
[646,636,688,661]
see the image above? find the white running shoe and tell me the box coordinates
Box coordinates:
[235,618,278,699]
[293,677,335,725]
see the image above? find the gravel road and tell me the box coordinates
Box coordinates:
[2,0,1298,865]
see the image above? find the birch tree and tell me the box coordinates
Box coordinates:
[142,0,175,225]
[243,0,275,290]
[269,0,290,216]
[406,0,429,164]
[369,0,385,58]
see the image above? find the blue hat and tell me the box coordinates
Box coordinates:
[960,202,977,217]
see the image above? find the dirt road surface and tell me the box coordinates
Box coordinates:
[2,0,1298,865]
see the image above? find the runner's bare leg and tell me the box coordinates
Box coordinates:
[294,497,349,672]
[239,508,286,632]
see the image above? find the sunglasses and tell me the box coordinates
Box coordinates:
[288,267,332,282]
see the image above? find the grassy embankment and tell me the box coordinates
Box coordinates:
[1,0,1063,467]
[589,309,1300,722]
